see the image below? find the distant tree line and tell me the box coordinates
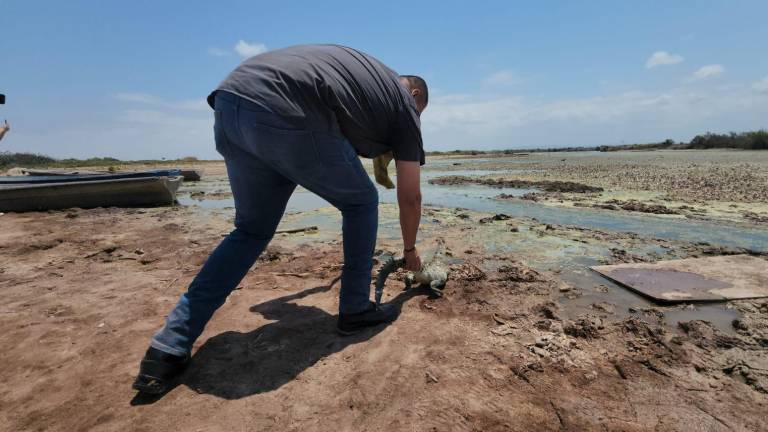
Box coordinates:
[0,152,58,168]
[595,131,768,152]
[0,152,206,170]
[0,152,124,169]
[426,129,768,155]
[2,129,766,169]
[687,130,768,150]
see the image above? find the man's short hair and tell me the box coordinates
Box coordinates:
[400,75,428,107]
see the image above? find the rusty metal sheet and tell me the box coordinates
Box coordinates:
[591,255,768,303]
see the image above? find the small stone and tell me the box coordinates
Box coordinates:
[732,319,749,332]
[479,213,511,224]
[535,337,550,348]
[425,370,439,384]
[591,302,616,314]
[97,322,105,328]
[491,325,517,336]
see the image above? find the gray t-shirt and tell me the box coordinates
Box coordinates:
[208,44,424,165]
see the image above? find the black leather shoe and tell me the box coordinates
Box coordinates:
[337,302,398,335]
[132,347,189,394]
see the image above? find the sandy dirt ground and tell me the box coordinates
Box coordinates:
[429,150,768,226]
[1,207,767,431]
[432,150,768,202]
[1,153,767,431]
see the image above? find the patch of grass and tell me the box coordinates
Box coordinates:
[0,152,58,168]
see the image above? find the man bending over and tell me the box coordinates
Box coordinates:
[133,44,428,394]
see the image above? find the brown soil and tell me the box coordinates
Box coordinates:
[743,211,768,224]
[429,175,603,193]
[1,205,767,431]
[189,190,233,200]
[574,200,681,215]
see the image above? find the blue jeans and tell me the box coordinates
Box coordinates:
[151,91,379,356]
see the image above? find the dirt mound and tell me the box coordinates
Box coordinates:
[479,213,512,223]
[564,315,604,339]
[678,320,749,350]
[429,175,603,193]
[495,263,542,282]
[743,211,768,223]
[589,199,681,215]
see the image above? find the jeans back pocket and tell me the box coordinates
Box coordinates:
[242,121,319,172]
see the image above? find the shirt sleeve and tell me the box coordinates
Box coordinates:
[388,106,425,165]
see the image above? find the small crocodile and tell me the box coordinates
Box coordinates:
[372,151,395,189]
[374,239,449,306]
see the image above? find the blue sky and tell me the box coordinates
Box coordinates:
[2,0,768,159]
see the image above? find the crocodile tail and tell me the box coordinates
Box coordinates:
[432,238,445,261]
[374,255,405,306]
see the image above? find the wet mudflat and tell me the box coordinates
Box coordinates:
[1,151,767,431]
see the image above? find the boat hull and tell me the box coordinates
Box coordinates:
[0,176,183,212]
[22,169,107,176]
[0,169,182,185]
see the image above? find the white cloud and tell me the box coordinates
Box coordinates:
[7,101,216,160]
[753,76,768,93]
[482,70,523,86]
[113,93,208,111]
[234,40,267,59]
[207,47,229,57]
[421,83,768,150]
[646,51,684,69]
[113,92,160,104]
[109,95,214,158]
[6,93,220,160]
[688,64,724,81]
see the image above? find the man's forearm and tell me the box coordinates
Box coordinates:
[399,200,421,249]
[395,160,422,250]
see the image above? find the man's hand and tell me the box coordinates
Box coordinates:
[396,160,422,270]
[404,247,422,271]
